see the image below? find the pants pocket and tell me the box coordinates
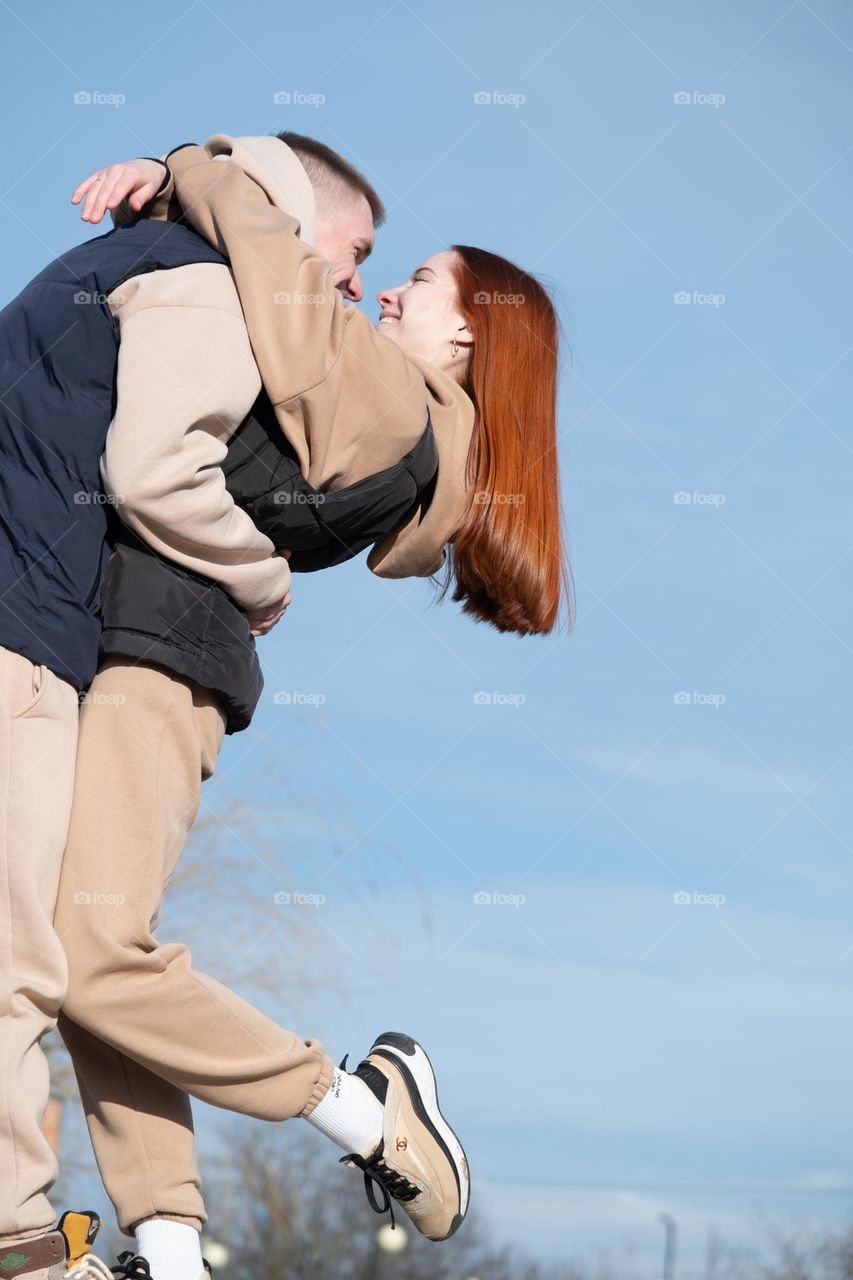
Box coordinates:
[7,653,50,720]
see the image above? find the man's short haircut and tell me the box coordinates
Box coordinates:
[275,132,386,228]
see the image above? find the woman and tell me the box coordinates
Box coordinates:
[52,138,570,1280]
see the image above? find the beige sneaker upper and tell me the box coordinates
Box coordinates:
[347,1048,468,1242]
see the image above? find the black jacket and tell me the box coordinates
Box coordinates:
[0,219,228,689]
[100,391,439,733]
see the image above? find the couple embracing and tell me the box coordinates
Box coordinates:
[0,129,568,1279]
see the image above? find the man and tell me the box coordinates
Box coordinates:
[1,134,469,1280]
[0,136,290,1279]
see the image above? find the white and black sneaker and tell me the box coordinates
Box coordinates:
[110,1255,212,1278]
[338,1032,470,1241]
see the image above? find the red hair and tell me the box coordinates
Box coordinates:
[440,245,571,635]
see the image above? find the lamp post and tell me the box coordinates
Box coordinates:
[659,1213,677,1280]
[199,1237,229,1271]
[377,1224,407,1254]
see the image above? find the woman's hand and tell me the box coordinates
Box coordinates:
[248,552,292,637]
[247,591,292,637]
[71,159,167,225]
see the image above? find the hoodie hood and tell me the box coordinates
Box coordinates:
[205,133,317,245]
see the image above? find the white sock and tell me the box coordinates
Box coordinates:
[134,1219,205,1280]
[303,1064,384,1157]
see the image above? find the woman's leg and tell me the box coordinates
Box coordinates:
[57,1012,205,1236]
[52,658,335,1238]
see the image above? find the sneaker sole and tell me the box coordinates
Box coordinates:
[368,1031,470,1238]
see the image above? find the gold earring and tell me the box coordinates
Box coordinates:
[451,340,459,357]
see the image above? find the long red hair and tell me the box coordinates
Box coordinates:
[439,245,571,635]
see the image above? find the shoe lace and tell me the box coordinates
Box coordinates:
[64,1255,116,1280]
[107,1254,152,1279]
[340,1139,421,1230]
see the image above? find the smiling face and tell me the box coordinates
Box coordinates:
[375,250,473,378]
[312,193,375,302]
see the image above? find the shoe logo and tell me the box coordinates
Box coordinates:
[0,1253,31,1272]
[395,1137,408,1151]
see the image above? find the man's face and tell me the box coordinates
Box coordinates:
[312,193,375,302]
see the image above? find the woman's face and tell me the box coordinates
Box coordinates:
[375,250,472,376]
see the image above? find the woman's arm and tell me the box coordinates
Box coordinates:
[71,157,172,225]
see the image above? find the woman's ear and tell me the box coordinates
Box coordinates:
[456,321,474,345]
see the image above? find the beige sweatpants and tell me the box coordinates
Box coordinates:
[53,659,335,1235]
[0,647,79,1242]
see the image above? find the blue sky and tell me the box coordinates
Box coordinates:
[4,0,853,1274]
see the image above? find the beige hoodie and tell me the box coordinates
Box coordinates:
[121,135,476,583]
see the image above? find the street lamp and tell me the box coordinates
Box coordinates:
[200,1237,229,1270]
[377,1223,407,1253]
[658,1214,677,1280]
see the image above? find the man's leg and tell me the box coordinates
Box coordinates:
[0,646,78,1243]
[54,658,468,1253]
[56,1013,205,1234]
[52,659,336,1231]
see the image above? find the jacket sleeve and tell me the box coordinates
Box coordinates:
[161,145,430,490]
[110,144,194,228]
[103,264,292,613]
